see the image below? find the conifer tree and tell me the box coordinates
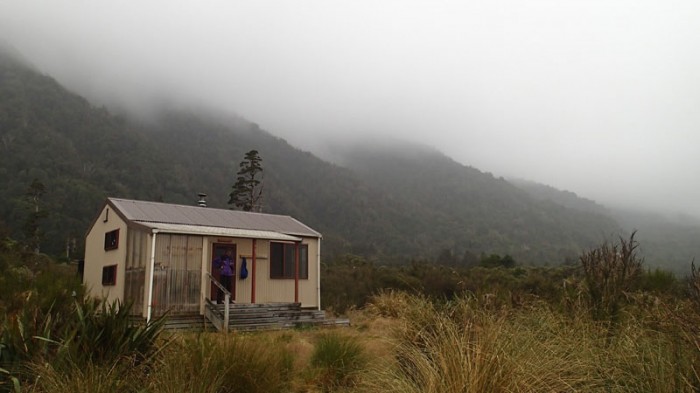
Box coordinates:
[228,150,264,212]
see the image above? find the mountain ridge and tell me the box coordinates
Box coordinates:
[2,47,690,270]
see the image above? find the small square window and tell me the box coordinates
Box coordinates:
[104,229,119,250]
[102,265,117,286]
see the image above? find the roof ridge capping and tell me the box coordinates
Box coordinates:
[108,197,293,217]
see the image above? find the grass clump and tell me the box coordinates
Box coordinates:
[149,333,293,393]
[361,291,700,393]
[366,296,596,392]
[311,331,367,390]
[27,360,142,393]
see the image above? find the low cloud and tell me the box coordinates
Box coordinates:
[1,0,699,216]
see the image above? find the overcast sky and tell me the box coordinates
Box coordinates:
[1,0,699,216]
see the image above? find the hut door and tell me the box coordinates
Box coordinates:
[210,244,237,301]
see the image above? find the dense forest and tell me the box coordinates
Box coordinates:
[0,46,697,271]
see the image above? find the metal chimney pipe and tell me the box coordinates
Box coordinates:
[197,193,207,207]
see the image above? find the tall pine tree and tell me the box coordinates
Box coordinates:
[228,150,264,212]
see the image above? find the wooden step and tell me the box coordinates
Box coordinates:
[201,301,342,332]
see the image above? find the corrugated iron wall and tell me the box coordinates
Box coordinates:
[152,234,203,315]
[124,228,148,315]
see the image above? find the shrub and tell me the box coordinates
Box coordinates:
[365,290,421,318]
[689,260,700,307]
[0,265,81,387]
[639,268,681,295]
[580,232,643,322]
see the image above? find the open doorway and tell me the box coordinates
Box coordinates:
[210,244,236,301]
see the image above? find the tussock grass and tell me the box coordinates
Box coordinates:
[364,297,596,392]
[9,293,700,393]
[27,360,142,393]
[5,252,700,393]
[361,291,700,393]
[311,332,366,390]
[147,332,293,393]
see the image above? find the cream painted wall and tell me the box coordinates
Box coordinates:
[200,236,320,309]
[83,205,128,305]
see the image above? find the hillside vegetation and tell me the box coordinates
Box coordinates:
[514,179,700,274]
[333,143,621,263]
[0,47,636,266]
[3,234,700,392]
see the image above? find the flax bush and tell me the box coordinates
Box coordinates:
[58,299,167,368]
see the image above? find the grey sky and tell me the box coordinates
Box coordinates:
[1,0,699,216]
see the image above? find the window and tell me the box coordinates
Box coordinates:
[104,229,119,250]
[270,242,308,279]
[102,265,117,286]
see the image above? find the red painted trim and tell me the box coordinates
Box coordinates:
[252,239,257,304]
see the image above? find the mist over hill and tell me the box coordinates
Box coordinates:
[512,179,700,274]
[0,47,696,271]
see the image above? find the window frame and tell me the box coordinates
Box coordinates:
[104,229,120,251]
[102,264,117,286]
[270,242,308,280]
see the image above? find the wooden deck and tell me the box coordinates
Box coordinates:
[155,303,349,331]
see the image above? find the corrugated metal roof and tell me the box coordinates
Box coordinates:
[138,222,302,241]
[108,198,321,238]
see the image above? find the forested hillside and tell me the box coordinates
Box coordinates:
[509,178,611,216]
[0,50,190,255]
[0,48,630,265]
[327,142,622,264]
[513,178,699,274]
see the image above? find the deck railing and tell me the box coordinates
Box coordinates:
[205,272,230,332]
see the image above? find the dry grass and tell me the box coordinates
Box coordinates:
[363,299,596,392]
[26,361,142,393]
[16,290,700,393]
[359,291,700,393]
